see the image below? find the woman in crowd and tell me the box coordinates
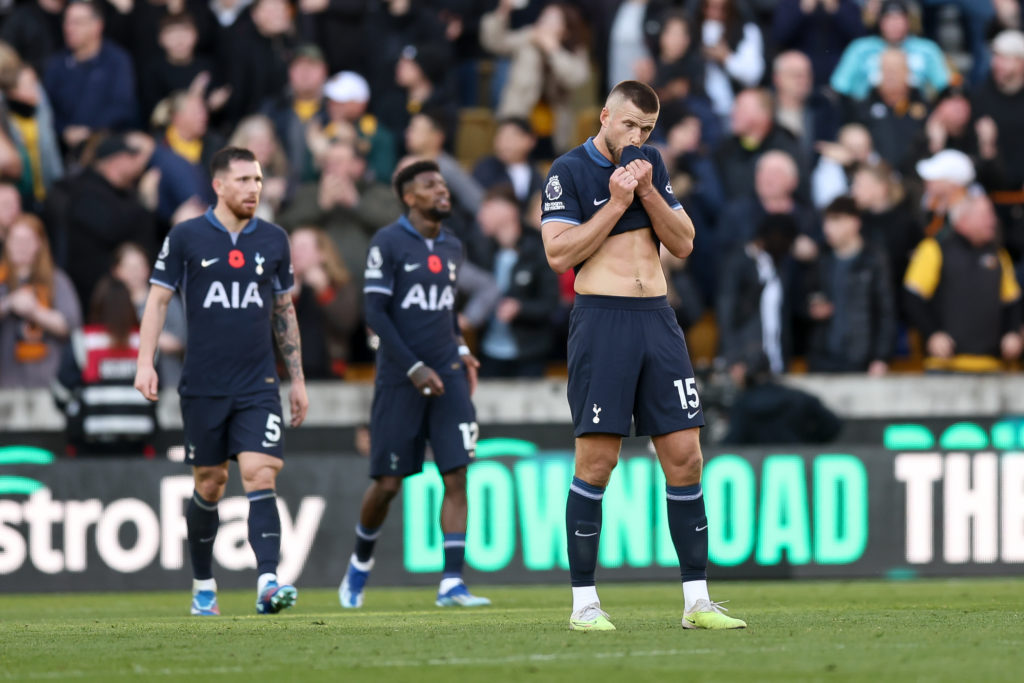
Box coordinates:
[0,213,80,387]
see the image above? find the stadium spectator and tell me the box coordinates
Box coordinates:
[645,9,706,102]
[1,0,66,78]
[713,88,805,201]
[110,241,184,388]
[722,352,842,444]
[0,46,63,206]
[388,43,458,151]
[480,1,591,155]
[772,0,865,87]
[850,159,924,313]
[851,49,929,173]
[154,91,223,195]
[830,0,950,101]
[0,212,81,388]
[717,213,803,380]
[919,0,994,86]
[404,110,485,223]
[772,50,840,166]
[139,12,228,126]
[688,0,765,123]
[318,70,397,184]
[915,148,976,237]
[804,196,895,374]
[227,114,290,221]
[716,150,820,257]
[971,30,1024,189]
[219,0,295,127]
[277,138,402,291]
[53,275,157,456]
[288,226,359,379]
[48,133,157,307]
[43,0,138,151]
[260,43,329,184]
[989,0,1024,40]
[904,194,1023,372]
[475,189,559,378]
[471,117,543,208]
[606,0,653,88]
[812,122,879,208]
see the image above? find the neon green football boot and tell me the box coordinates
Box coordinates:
[682,599,747,630]
[569,603,616,631]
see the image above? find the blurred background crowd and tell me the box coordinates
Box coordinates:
[2,0,1024,438]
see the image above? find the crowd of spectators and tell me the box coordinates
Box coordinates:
[1,0,1024,402]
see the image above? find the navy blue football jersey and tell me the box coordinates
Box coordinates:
[364,216,463,383]
[540,138,682,267]
[150,209,294,397]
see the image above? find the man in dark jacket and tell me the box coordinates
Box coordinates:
[261,44,330,184]
[971,30,1024,189]
[805,196,895,374]
[475,188,559,377]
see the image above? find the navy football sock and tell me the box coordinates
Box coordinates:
[186,490,219,581]
[566,477,604,587]
[353,523,382,564]
[246,489,281,576]
[442,533,466,579]
[666,484,708,582]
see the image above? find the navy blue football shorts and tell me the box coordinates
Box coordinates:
[567,294,704,437]
[369,371,478,478]
[180,391,285,466]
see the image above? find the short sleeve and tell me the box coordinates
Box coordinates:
[273,232,294,294]
[540,158,582,226]
[363,232,395,297]
[150,228,185,291]
[650,148,683,210]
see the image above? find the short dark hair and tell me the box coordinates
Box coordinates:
[210,146,256,176]
[68,0,104,21]
[824,195,861,219]
[608,80,660,114]
[159,11,196,33]
[496,117,534,136]
[393,159,441,204]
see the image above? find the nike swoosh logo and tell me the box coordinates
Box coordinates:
[593,197,609,206]
[261,441,277,448]
[695,525,708,532]
[201,258,219,267]
[687,410,700,419]
[404,263,421,272]
[574,530,598,537]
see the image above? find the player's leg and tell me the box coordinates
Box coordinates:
[638,304,745,629]
[567,434,620,631]
[341,380,427,608]
[181,396,231,616]
[188,463,228,615]
[429,376,489,606]
[237,450,296,614]
[339,475,402,608]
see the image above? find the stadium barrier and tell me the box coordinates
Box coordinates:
[2,440,1022,592]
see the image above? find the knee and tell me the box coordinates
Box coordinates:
[373,477,403,499]
[194,469,228,502]
[668,447,704,486]
[442,468,467,497]
[242,465,279,492]
[576,457,618,488]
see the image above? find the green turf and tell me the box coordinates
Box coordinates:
[1,579,1021,682]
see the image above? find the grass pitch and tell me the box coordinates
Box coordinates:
[1,579,1020,682]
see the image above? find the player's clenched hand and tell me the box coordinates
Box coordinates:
[461,351,480,396]
[289,380,309,427]
[608,166,637,206]
[625,159,654,197]
[410,365,445,397]
[134,365,160,402]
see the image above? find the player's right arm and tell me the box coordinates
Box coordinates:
[541,167,637,273]
[134,284,174,402]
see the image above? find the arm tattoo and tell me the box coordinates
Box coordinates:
[272,293,304,382]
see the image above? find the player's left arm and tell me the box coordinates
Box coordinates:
[626,154,695,258]
[272,292,308,427]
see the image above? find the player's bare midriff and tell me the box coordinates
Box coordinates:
[573,228,667,297]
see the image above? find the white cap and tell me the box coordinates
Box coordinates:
[915,149,975,186]
[324,71,370,103]
[992,30,1024,59]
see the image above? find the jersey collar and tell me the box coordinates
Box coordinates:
[398,214,445,242]
[204,207,259,234]
[584,137,614,168]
